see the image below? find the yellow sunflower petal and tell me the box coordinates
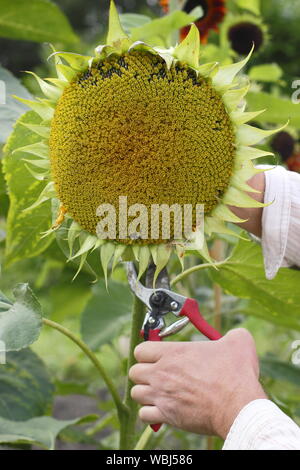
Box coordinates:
[13,96,54,120]
[22,182,56,213]
[212,44,254,89]
[25,71,61,101]
[137,246,151,281]
[153,244,172,287]
[19,122,50,139]
[237,122,288,146]
[100,242,116,288]
[107,0,132,52]
[13,142,49,159]
[173,24,200,69]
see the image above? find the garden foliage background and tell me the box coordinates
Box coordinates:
[0,0,300,450]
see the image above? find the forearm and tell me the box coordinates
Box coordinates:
[229,172,265,238]
[234,165,300,280]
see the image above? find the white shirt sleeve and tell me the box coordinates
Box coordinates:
[261,165,300,280]
[223,166,300,450]
[223,399,300,450]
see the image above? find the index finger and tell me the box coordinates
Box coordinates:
[134,341,180,363]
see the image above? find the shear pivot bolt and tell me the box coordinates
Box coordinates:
[148,316,156,324]
[170,301,178,310]
[152,292,163,302]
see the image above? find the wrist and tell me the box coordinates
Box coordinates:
[214,380,267,439]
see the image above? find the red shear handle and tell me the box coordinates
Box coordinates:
[139,329,162,341]
[148,329,162,342]
[180,298,222,340]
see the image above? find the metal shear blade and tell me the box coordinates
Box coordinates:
[126,262,190,338]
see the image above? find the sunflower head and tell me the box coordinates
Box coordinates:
[13,0,284,285]
[160,0,227,43]
[223,14,268,56]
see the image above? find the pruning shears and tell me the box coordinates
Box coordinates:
[126,261,222,432]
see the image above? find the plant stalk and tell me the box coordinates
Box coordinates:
[134,426,153,450]
[171,259,228,287]
[119,294,145,450]
[86,413,115,437]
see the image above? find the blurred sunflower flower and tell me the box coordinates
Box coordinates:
[224,14,268,55]
[160,0,227,43]
[12,1,282,284]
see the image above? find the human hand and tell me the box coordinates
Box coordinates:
[129,328,267,439]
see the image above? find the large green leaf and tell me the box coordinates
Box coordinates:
[247,91,300,128]
[248,64,283,83]
[0,414,96,450]
[238,299,300,331]
[49,279,92,323]
[0,0,78,43]
[0,348,54,421]
[260,356,300,387]
[0,66,32,144]
[210,239,300,331]
[0,155,9,218]
[0,283,42,351]
[120,13,151,33]
[130,9,203,42]
[54,380,91,397]
[81,281,133,350]
[3,111,54,266]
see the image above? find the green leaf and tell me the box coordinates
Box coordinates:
[247,91,300,128]
[81,281,132,350]
[49,280,92,323]
[235,0,260,15]
[130,10,203,42]
[120,13,151,33]
[248,64,283,83]
[238,299,300,331]
[0,66,33,144]
[260,356,300,387]
[0,0,78,43]
[58,426,99,446]
[210,239,300,331]
[0,156,9,219]
[0,414,96,450]
[3,111,54,266]
[0,349,54,421]
[0,283,42,351]
[54,380,91,397]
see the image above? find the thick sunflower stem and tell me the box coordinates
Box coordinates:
[119,294,145,450]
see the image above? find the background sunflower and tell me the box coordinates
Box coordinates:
[160,0,227,42]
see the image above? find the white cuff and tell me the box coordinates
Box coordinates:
[261,166,291,280]
[223,399,300,450]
